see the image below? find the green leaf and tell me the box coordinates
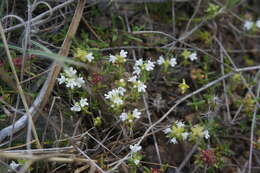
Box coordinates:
[0,43,86,68]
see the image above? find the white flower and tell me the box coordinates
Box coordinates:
[130,144,142,153]
[128,76,137,82]
[169,58,177,67]
[9,161,20,171]
[66,78,77,89]
[75,77,85,87]
[109,50,127,64]
[163,128,171,134]
[119,112,128,121]
[157,55,165,65]
[117,87,126,96]
[104,87,125,103]
[104,93,111,99]
[85,52,94,62]
[109,55,117,63]
[132,109,141,119]
[120,50,128,58]
[57,74,66,84]
[134,81,147,92]
[133,159,140,165]
[144,60,155,71]
[79,98,88,107]
[189,52,198,61]
[133,66,141,75]
[170,137,178,144]
[59,67,85,89]
[182,132,189,140]
[112,97,124,106]
[176,121,185,128]
[65,67,77,77]
[135,59,143,66]
[203,130,210,139]
[71,103,81,112]
[244,20,253,31]
[256,20,260,28]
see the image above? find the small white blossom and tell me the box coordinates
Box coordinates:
[169,58,177,67]
[157,55,165,65]
[130,144,142,153]
[65,67,77,77]
[256,20,260,28]
[189,52,198,61]
[119,79,125,83]
[144,60,155,71]
[109,55,117,63]
[117,87,126,96]
[119,112,128,121]
[71,103,81,112]
[133,159,140,165]
[134,81,147,92]
[203,130,210,139]
[176,121,185,128]
[244,20,253,31]
[170,137,178,144]
[66,78,77,89]
[132,109,141,119]
[133,66,141,75]
[128,76,138,82]
[182,132,189,140]
[120,50,128,58]
[104,87,126,103]
[112,97,124,106]
[163,128,171,134]
[135,59,143,66]
[85,52,94,62]
[79,98,88,107]
[9,161,20,171]
[75,77,85,87]
[57,74,66,84]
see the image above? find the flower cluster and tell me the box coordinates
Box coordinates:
[57,67,85,89]
[190,124,210,141]
[200,149,216,166]
[109,50,128,64]
[70,98,89,112]
[163,121,209,144]
[163,121,189,144]
[133,59,155,75]
[74,48,95,62]
[157,55,177,67]
[244,19,260,31]
[129,144,142,165]
[104,87,126,108]
[119,108,141,123]
[181,50,198,61]
[128,76,147,93]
